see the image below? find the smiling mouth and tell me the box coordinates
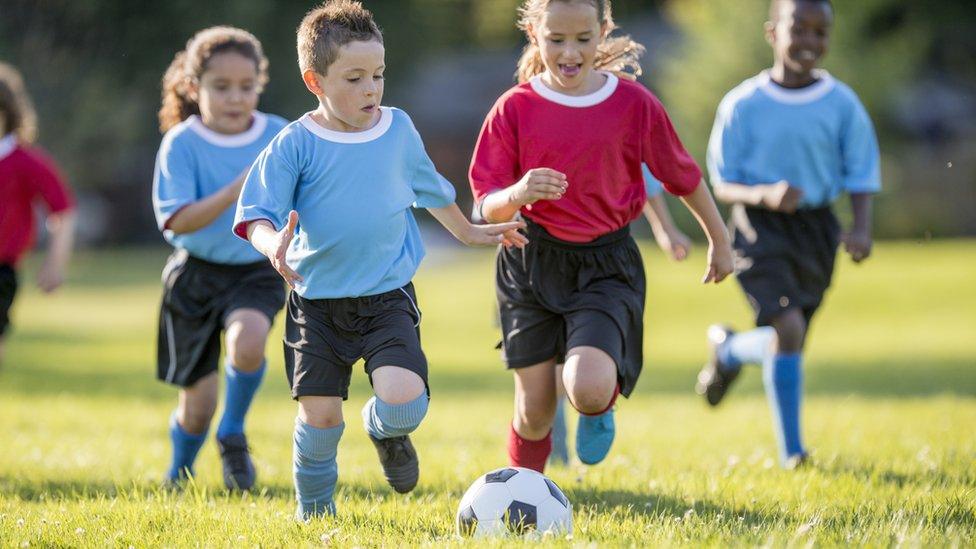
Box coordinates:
[558,63,582,77]
[796,50,819,62]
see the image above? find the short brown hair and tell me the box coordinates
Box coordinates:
[0,62,38,143]
[297,0,383,76]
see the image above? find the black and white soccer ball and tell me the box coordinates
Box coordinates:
[456,467,572,538]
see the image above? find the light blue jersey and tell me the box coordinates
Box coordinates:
[642,164,663,198]
[707,71,880,208]
[153,112,287,264]
[234,107,456,299]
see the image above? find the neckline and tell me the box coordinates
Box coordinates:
[757,70,835,104]
[0,134,17,161]
[529,72,619,108]
[188,111,268,147]
[299,107,394,143]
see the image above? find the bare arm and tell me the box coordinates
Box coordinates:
[843,193,874,263]
[427,203,527,247]
[678,182,734,283]
[246,213,303,288]
[479,168,567,223]
[36,210,76,293]
[167,173,246,234]
[643,195,691,261]
[713,180,803,213]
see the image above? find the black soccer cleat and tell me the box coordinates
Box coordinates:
[217,433,256,491]
[695,324,741,406]
[368,434,419,494]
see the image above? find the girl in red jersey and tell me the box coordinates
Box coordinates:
[0,62,75,367]
[469,0,733,471]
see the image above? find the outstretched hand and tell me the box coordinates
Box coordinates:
[269,211,303,288]
[842,229,872,263]
[463,220,528,248]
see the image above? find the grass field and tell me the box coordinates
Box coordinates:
[1,240,974,546]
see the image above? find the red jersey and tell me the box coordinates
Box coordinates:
[470,73,701,242]
[0,135,74,265]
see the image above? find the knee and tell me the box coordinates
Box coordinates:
[226,332,267,372]
[299,399,344,429]
[372,367,425,405]
[772,311,807,352]
[567,386,615,415]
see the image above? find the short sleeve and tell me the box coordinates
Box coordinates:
[469,95,520,204]
[152,136,197,231]
[642,163,663,198]
[233,133,300,239]
[405,117,456,209]
[706,95,749,187]
[641,93,702,196]
[841,96,881,194]
[25,148,73,214]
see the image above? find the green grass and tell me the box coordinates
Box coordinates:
[1,240,974,546]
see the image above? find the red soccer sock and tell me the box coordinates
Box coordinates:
[578,383,621,417]
[507,423,551,473]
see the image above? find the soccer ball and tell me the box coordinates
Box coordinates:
[456,467,572,538]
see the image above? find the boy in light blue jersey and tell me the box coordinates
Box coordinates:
[152,26,288,491]
[233,1,524,520]
[696,0,880,469]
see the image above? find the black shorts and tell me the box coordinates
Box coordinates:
[157,251,286,387]
[0,264,17,337]
[496,219,646,398]
[730,204,841,327]
[283,283,428,400]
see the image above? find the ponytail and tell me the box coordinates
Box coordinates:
[0,62,38,143]
[158,51,198,133]
[515,0,645,84]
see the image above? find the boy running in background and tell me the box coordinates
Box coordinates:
[152,27,288,490]
[696,0,880,469]
[0,62,75,367]
[234,0,525,520]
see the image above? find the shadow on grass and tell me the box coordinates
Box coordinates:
[566,485,785,528]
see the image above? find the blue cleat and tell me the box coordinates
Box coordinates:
[549,397,570,466]
[576,409,615,465]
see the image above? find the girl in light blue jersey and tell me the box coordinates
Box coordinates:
[152,26,288,490]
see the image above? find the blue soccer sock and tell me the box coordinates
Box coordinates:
[294,418,343,519]
[719,326,776,370]
[167,411,208,481]
[762,352,805,463]
[216,360,266,440]
[361,393,429,439]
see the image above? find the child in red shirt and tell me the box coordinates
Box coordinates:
[469,0,733,471]
[0,62,75,366]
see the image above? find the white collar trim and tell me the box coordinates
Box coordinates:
[757,70,835,104]
[529,72,619,108]
[299,107,394,144]
[0,134,16,161]
[188,111,268,147]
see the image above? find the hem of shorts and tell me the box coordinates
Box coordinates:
[157,367,218,388]
[292,385,349,401]
[504,351,561,369]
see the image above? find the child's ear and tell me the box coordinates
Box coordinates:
[764,20,777,46]
[526,23,538,46]
[302,70,325,96]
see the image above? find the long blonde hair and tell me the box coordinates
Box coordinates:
[158,26,269,133]
[515,0,646,84]
[0,62,38,143]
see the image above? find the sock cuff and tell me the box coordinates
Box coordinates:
[225,360,267,379]
[170,411,207,440]
[371,393,429,429]
[295,417,344,457]
[774,353,803,368]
